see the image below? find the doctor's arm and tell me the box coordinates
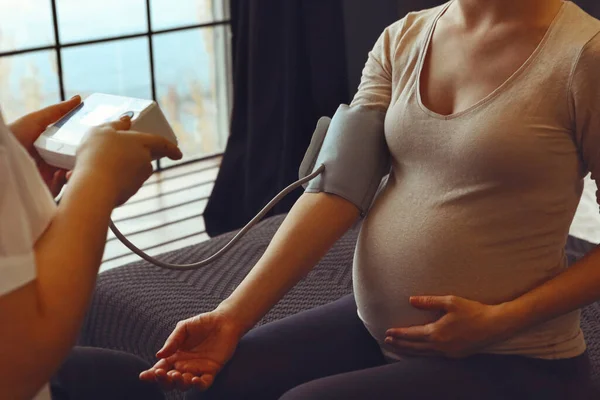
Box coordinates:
[0,113,181,399]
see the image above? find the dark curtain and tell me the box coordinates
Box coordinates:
[204,0,349,236]
[575,0,600,17]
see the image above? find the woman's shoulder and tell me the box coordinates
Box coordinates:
[387,4,445,36]
[564,3,600,78]
[377,3,447,54]
[560,2,600,48]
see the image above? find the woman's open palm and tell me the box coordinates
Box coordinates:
[140,311,244,392]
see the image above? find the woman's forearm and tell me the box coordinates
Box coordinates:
[218,192,360,333]
[497,245,600,335]
[0,169,118,398]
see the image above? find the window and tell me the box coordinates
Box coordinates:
[0,0,232,169]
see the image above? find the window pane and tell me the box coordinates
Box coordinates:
[153,26,229,167]
[56,0,147,44]
[0,0,55,52]
[61,38,152,100]
[150,0,230,31]
[0,51,60,122]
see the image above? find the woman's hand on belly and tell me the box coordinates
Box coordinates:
[384,295,514,359]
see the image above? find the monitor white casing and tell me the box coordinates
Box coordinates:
[34,93,178,170]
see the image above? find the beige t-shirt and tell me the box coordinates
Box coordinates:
[352,1,600,359]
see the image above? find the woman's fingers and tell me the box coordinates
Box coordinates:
[163,369,211,392]
[139,368,157,382]
[192,374,214,391]
[146,357,216,392]
[182,373,195,389]
[386,325,433,342]
[168,370,186,391]
[385,337,441,356]
[156,368,176,390]
[139,359,177,390]
[172,358,220,377]
[140,358,169,380]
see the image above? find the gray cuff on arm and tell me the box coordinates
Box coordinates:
[299,104,390,216]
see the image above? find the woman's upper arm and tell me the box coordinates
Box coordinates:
[350,25,396,111]
[571,32,600,205]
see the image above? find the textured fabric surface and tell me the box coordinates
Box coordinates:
[80,215,600,399]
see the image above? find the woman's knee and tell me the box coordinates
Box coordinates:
[279,379,339,400]
[279,384,312,400]
[185,334,299,400]
[184,369,267,400]
[184,350,274,400]
[52,347,164,400]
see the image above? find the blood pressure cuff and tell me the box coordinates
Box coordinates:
[299,104,390,216]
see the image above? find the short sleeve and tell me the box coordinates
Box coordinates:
[571,32,600,207]
[350,24,396,111]
[0,116,56,296]
[0,147,37,295]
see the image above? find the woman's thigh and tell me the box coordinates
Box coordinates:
[187,294,386,400]
[280,352,592,400]
[51,346,164,400]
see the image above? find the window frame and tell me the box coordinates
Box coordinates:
[0,0,232,171]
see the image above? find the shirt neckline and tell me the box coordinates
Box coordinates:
[415,1,568,121]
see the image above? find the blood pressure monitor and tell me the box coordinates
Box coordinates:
[33,100,381,272]
[34,93,178,170]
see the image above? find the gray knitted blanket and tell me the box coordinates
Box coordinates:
[79,215,600,399]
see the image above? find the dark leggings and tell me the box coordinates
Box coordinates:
[187,295,591,400]
[50,347,164,400]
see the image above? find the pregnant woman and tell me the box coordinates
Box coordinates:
[141,0,600,398]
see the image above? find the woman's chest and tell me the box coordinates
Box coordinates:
[420,22,549,118]
[383,92,581,191]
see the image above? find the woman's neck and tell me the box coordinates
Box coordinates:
[452,0,564,29]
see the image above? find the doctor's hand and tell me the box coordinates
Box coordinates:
[385,296,515,359]
[75,117,182,206]
[9,95,82,196]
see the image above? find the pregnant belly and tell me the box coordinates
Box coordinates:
[351,186,562,345]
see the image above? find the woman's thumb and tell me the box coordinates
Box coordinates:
[157,322,187,358]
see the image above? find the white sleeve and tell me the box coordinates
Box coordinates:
[0,117,56,296]
[0,146,38,296]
